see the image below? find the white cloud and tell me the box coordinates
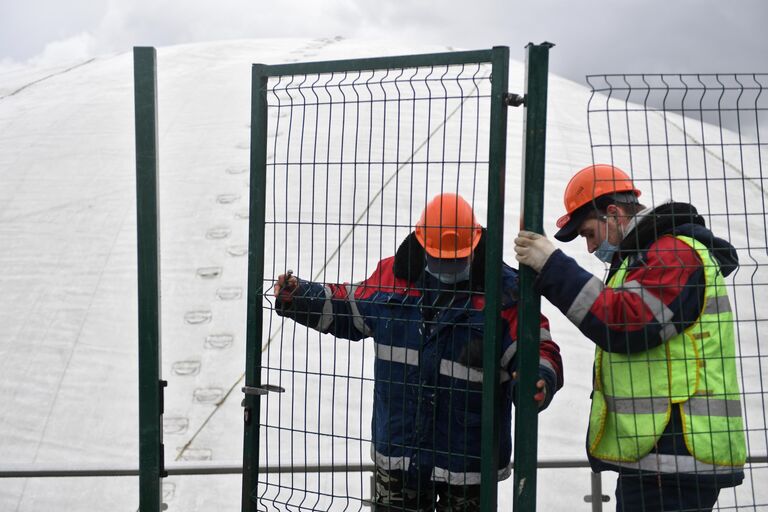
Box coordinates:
[1,0,766,88]
[29,32,98,67]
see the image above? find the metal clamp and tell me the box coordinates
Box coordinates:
[584,471,610,511]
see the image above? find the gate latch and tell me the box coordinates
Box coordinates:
[241,385,286,425]
[242,384,286,396]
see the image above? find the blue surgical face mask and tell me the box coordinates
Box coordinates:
[425,256,472,283]
[594,239,619,263]
[593,214,621,263]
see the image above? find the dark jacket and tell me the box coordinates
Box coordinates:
[277,232,563,485]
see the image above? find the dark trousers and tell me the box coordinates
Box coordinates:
[615,473,721,512]
[374,468,481,512]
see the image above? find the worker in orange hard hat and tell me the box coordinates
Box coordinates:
[514,164,745,511]
[553,164,642,251]
[414,192,483,282]
[275,192,563,512]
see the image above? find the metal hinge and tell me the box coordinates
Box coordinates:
[159,379,168,414]
[504,93,526,107]
[584,494,610,503]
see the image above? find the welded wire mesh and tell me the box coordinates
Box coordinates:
[255,62,494,511]
[586,74,767,511]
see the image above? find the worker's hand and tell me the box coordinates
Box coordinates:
[512,371,548,408]
[514,231,556,273]
[273,272,298,304]
[534,379,547,407]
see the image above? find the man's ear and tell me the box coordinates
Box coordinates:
[604,203,619,216]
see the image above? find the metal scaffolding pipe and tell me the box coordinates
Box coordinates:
[3,456,764,478]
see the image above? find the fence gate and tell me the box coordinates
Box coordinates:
[240,45,551,512]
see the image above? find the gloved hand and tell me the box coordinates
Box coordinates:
[514,231,556,273]
[273,271,299,304]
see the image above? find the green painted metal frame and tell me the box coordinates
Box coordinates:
[243,47,510,511]
[259,48,495,77]
[513,42,554,512]
[242,63,269,512]
[480,45,510,512]
[134,46,165,512]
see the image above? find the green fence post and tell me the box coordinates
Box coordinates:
[481,45,510,512]
[513,42,553,512]
[134,46,165,512]
[242,63,269,512]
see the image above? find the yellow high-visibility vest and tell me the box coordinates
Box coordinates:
[587,235,746,471]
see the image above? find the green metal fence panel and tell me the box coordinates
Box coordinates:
[243,48,512,511]
[585,73,768,510]
[514,42,553,512]
[133,46,165,512]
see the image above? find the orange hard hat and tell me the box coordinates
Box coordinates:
[414,193,482,258]
[554,164,641,241]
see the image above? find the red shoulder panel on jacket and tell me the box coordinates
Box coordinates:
[354,256,421,299]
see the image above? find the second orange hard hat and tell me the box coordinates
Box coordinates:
[554,164,641,241]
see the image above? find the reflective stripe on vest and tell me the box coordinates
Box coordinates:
[588,235,746,468]
[612,453,743,474]
[605,394,741,417]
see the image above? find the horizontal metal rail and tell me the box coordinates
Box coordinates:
[2,456,766,478]
[260,49,494,77]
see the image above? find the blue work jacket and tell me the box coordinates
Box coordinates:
[276,255,561,485]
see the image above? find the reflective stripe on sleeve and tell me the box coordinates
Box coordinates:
[317,285,334,332]
[347,284,373,337]
[500,343,517,368]
[566,276,604,325]
[619,280,678,341]
[539,357,556,377]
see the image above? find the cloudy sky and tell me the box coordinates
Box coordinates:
[2,0,767,86]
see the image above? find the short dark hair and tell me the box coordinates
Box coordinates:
[573,194,646,233]
[586,192,645,218]
[555,192,645,241]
